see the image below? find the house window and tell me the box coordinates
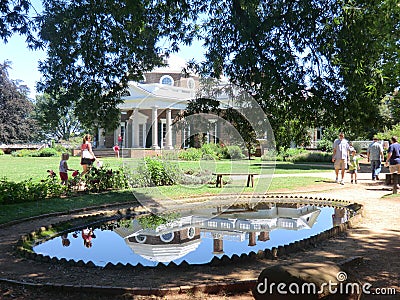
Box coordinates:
[160,232,174,243]
[187,78,195,89]
[160,75,174,86]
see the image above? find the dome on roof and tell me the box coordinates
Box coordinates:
[152,54,187,73]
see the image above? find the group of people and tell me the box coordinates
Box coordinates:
[58,133,124,184]
[58,134,100,185]
[61,228,96,248]
[332,132,400,185]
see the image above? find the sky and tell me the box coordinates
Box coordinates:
[0,35,205,100]
[0,37,204,99]
[0,0,205,99]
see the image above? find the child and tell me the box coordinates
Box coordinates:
[348,149,361,184]
[59,153,76,185]
[113,144,120,158]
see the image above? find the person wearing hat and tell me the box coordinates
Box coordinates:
[367,136,384,180]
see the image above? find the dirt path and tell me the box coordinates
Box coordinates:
[0,166,399,299]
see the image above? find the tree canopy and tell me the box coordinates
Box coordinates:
[1,0,400,146]
[36,0,196,132]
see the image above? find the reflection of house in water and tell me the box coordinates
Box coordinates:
[113,204,321,263]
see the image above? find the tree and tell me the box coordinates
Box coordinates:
[320,0,400,137]
[0,0,41,47]
[37,0,196,132]
[34,93,82,140]
[0,61,40,143]
[191,0,400,148]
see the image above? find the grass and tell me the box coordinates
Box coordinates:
[0,155,331,182]
[0,154,333,224]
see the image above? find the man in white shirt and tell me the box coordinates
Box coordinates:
[332,132,350,185]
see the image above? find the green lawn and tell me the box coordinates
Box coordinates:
[0,155,331,182]
[0,154,332,224]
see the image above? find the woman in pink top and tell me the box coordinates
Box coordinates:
[80,134,98,175]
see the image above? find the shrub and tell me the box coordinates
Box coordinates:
[0,149,4,155]
[178,148,203,161]
[80,164,129,193]
[131,157,181,187]
[261,150,278,161]
[200,143,221,160]
[36,148,59,157]
[224,145,245,160]
[11,149,35,157]
[0,176,66,205]
[284,151,332,163]
[53,144,67,153]
[11,148,59,157]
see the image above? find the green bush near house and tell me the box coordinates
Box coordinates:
[0,149,4,155]
[132,157,181,187]
[178,148,203,161]
[284,151,332,163]
[223,145,246,160]
[261,149,331,163]
[11,148,59,157]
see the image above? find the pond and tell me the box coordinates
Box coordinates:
[33,203,350,267]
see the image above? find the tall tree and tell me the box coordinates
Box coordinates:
[37,0,196,132]
[0,0,41,47]
[191,0,337,149]
[320,0,400,137]
[34,93,82,140]
[191,0,400,147]
[0,61,39,143]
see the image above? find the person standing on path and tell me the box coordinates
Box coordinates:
[80,134,98,176]
[385,136,400,174]
[348,149,361,184]
[367,136,384,180]
[332,132,350,185]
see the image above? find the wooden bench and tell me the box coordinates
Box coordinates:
[212,173,258,188]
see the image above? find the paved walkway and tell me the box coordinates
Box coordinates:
[0,165,399,299]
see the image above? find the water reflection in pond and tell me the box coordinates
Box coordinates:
[33,204,349,267]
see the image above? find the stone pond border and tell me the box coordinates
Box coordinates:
[5,194,364,296]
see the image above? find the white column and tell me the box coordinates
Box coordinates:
[127,118,133,148]
[151,106,159,149]
[98,128,105,148]
[114,128,119,145]
[165,108,173,149]
[132,108,140,148]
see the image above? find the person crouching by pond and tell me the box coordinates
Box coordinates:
[80,134,98,176]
